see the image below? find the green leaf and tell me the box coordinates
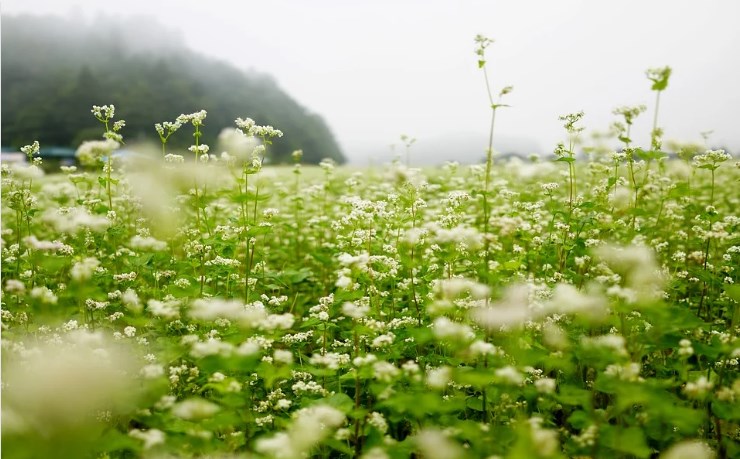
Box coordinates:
[601,426,651,458]
[725,284,740,303]
[321,392,355,413]
[712,401,740,421]
[567,410,591,429]
[555,386,591,406]
[466,396,484,411]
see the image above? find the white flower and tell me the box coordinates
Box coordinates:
[367,412,388,433]
[371,333,395,348]
[335,275,352,289]
[372,361,400,382]
[684,376,714,398]
[678,339,694,357]
[353,353,378,367]
[470,284,534,330]
[164,153,185,163]
[255,432,295,459]
[147,299,180,319]
[495,365,524,385]
[171,398,219,420]
[426,366,452,390]
[75,138,120,166]
[660,440,715,459]
[190,298,246,321]
[13,164,44,180]
[70,257,100,282]
[604,362,642,382]
[594,244,664,304]
[545,284,607,321]
[432,317,474,342]
[434,277,490,300]
[4,279,25,294]
[30,286,57,304]
[528,417,559,456]
[341,301,369,319]
[310,352,350,370]
[361,447,390,459]
[692,149,730,168]
[121,288,142,313]
[190,339,234,358]
[44,207,109,233]
[468,340,498,357]
[140,364,165,380]
[260,313,295,331]
[583,334,628,356]
[274,349,294,365]
[534,378,557,394]
[3,333,137,436]
[255,405,344,459]
[415,429,465,459]
[129,235,168,252]
[129,428,165,449]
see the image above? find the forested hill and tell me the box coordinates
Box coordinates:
[1,14,346,164]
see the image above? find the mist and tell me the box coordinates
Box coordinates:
[2,0,740,164]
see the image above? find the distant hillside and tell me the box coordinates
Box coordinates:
[1,14,345,164]
[351,132,542,166]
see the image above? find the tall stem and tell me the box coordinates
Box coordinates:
[651,91,661,150]
[106,155,113,210]
[481,64,497,291]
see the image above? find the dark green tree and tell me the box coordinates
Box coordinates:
[1,14,345,164]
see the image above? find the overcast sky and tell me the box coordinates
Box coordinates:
[3,0,739,164]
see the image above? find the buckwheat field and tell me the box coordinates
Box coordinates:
[1,36,738,459]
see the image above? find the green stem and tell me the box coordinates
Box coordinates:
[106,155,113,210]
[651,90,661,150]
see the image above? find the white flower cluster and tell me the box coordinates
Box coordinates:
[91,104,115,120]
[581,334,629,357]
[70,257,100,282]
[170,398,219,420]
[660,440,715,459]
[433,277,490,301]
[155,120,183,138]
[683,376,714,399]
[415,428,466,459]
[309,352,350,370]
[44,207,110,233]
[129,428,165,449]
[693,149,731,168]
[75,138,120,166]
[432,317,475,343]
[594,244,664,304]
[129,235,168,252]
[235,117,284,139]
[177,110,207,127]
[189,298,291,330]
[255,405,345,459]
[341,301,369,319]
[147,298,180,320]
[20,140,40,158]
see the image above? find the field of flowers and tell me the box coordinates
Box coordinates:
[2,41,739,459]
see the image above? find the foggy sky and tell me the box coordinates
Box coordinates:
[2,0,739,164]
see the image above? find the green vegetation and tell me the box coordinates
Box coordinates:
[1,33,738,459]
[1,15,345,164]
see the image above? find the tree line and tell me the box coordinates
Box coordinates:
[1,14,346,164]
